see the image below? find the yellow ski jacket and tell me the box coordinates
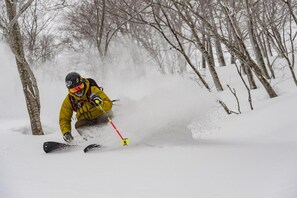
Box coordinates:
[59,78,112,135]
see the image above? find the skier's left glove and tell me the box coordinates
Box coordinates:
[89,93,102,106]
[63,132,74,143]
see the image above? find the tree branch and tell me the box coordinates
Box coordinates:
[105,2,153,49]
[227,84,241,114]
[235,63,254,111]
[8,0,35,31]
[218,100,239,115]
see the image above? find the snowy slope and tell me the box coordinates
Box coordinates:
[1,42,297,198]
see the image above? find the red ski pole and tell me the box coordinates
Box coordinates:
[95,100,129,146]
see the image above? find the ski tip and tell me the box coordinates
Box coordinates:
[43,142,51,153]
[43,141,71,153]
[84,144,102,153]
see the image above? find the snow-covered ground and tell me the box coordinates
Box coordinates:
[1,42,297,198]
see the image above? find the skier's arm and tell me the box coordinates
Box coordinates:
[91,86,113,112]
[59,96,74,135]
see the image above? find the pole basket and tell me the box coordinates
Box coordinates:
[121,138,130,146]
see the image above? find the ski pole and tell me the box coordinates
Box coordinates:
[95,100,129,146]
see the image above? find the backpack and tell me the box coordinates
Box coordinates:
[68,78,103,112]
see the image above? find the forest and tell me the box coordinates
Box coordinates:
[0,0,296,135]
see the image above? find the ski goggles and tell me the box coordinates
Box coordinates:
[69,83,84,93]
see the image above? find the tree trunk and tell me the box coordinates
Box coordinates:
[214,36,226,67]
[205,36,224,91]
[201,23,207,69]
[258,33,275,78]
[245,0,270,79]
[94,0,105,59]
[209,9,226,67]
[242,63,257,89]
[265,32,273,57]
[226,12,235,65]
[5,0,43,135]
[207,37,215,67]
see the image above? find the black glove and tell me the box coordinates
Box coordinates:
[89,93,102,106]
[63,132,74,143]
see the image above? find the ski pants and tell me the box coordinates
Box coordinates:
[75,110,113,135]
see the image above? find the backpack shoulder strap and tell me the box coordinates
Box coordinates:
[68,94,78,112]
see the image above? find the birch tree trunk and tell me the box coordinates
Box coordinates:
[94,0,106,59]
[201,21,207,69]
[209,6,226,67]
[242,62,257,89]
[4,0,43,135]
[199,33,223,91]
[245,0,270,79]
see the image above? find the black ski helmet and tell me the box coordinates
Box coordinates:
[65,72,83,89]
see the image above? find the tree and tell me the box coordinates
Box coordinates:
[245,0,270,79]
[173,1,224,91]
[281,0,297,25]
[178,1,278,98]
[0,0,43,135]
[21,0,58,65]
[63,0,152,61]
[208,0,226,67]
[145,1,212,91]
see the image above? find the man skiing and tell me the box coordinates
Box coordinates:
[59,72,113,143]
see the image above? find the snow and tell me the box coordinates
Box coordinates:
[1,41,297,198]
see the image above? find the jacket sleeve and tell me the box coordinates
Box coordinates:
[94,86,113,112]
[84,86,112,118]
[59,96,74,135]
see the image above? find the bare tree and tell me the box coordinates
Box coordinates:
[63,0,152,61]
[235,63,254,111]
[208,0,226,67]
[1,0,43,135]
[145,1,211,91]
[178,1,277,98]
[245,0,270,79]
[172,1,224,91]
[273,13,297,86]
[21,0,58,65]
[257,0,297,86]
[281,0,297,25]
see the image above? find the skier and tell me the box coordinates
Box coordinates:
[59,72,113,143]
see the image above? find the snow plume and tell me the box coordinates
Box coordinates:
[76,44,218,147]
[103,64,217,147]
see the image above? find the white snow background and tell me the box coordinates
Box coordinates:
[0,41,297,198]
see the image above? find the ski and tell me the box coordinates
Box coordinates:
[43,141,102,153]
[83,144,102,153]
[43,141,74,153]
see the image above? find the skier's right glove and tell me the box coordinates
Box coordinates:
[89,93,102,106]
[63,132,74,143]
